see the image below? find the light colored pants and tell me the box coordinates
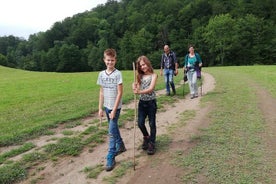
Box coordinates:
[187,70,198,95]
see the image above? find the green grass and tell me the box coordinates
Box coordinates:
[0,162,27,184]
[103,161,133,184]
[0,66,183,146]
[1,65,275,184]
[0,142,35,164]
[82,164,104,179]
[172,65,276,183]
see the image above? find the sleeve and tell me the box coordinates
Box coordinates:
[97,72,102,85]
[172,52,177,64]
[183,55,188,67]
[160,54,164,68]
[196,53,202,63]
[117,71,123,84]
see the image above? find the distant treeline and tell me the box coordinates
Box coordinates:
[0,0,275,72]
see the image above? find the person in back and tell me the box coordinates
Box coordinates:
[160,45,178,96]
[97,48,126,172]
[183,45,202,99]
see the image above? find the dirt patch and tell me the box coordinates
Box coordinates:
[254,85,276,182]
[122,102,214,184]
[15,72,216,184]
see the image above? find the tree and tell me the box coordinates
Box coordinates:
[203,14,237,65]
[0,54,7,66]
[118,31,135,70]
[57,44,83,72]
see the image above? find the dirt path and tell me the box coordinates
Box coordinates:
[254,85,276,182]
[16,72,215,184]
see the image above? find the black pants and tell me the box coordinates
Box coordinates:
[138,99,157,143]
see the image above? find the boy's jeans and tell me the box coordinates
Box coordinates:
[105,108,123,157]
[138,99,157,143]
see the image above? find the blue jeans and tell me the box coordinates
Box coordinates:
[187,70,198,95]
[138,99,157,143]
[163,69,176,94]
[104,108,123,157]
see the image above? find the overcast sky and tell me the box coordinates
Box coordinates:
[0,0,107,39]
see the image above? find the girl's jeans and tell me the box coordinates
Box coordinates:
[105,108,123,157]
[187,70,198,95]
[138,99,157,143]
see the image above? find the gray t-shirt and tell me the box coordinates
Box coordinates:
[97,69,122,109]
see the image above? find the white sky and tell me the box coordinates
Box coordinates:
[0,0,107,39]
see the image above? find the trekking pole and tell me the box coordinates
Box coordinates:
[200,67,203,96]
[100,115,102,127]
[200,78,203,96]
[132,62,137,171]
[182,70,185,97]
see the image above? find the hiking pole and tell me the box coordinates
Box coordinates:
[200,67,203,96]
[182,69,186,97]
[200,78,203,96]
[132,62,137,171]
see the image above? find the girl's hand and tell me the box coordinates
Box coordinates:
[132,82,140,94]
[132,82,137,89]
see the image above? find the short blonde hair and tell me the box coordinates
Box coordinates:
[104,48,117,58]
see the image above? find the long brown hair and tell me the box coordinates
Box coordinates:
[135,55,154,84]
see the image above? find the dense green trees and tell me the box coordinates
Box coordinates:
[0,0,275,72]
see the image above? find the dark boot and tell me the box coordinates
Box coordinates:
[147,142,155,155]
[142,136,149,150]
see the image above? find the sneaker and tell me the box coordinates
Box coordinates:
[166,92,170,96]
[105,155,116,171]
[147,142,155,155]
[142,136,149,150]
[190,95,195,99]
[115,142,126,156]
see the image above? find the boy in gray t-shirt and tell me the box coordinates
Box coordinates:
[97,48,126,172]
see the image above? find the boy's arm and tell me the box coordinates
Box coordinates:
[110,83,123,119]
[98,86,104,117]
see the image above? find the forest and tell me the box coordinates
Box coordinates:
[0,0,275,72]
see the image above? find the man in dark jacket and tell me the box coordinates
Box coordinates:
[160,45,178,96]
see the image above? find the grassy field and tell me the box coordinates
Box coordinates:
[0,65,275,183]
[0,66,183,146]
[173,65,276,183]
